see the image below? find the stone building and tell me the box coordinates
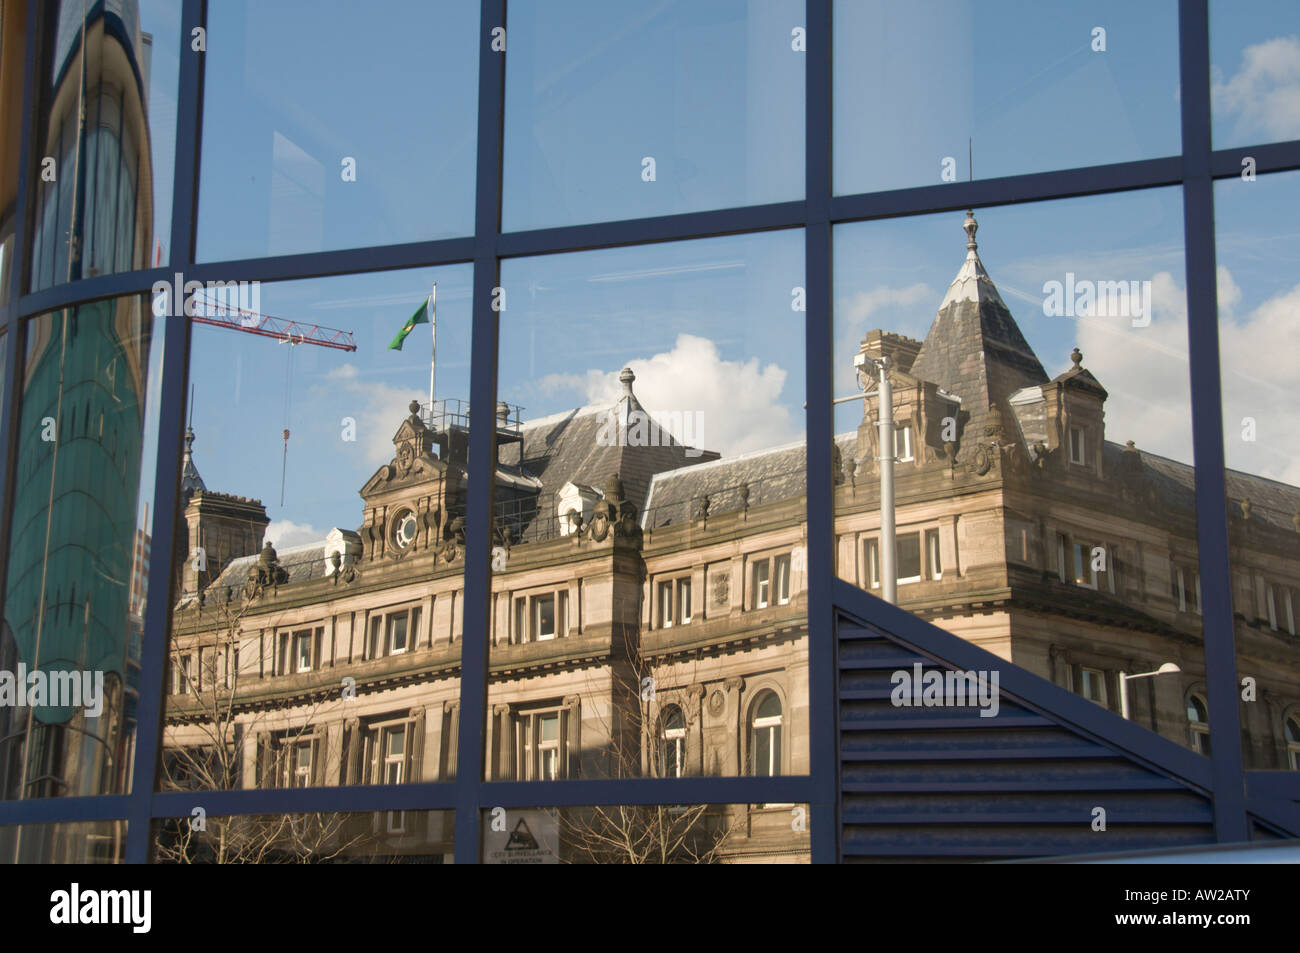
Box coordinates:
[162,213,1300,863]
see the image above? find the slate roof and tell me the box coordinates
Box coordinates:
[498,368,718,540]
[642,438,808,529]
[907,212,1049,462]
[190,542,329,607]
[1127,444,1300,534]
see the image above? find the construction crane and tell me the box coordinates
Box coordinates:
[189,291,358,352]
[188,290,357,504]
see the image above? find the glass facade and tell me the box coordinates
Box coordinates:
[0,0,1297,864]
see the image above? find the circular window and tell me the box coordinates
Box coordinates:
[393,510,418,549]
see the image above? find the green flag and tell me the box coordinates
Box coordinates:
[388,296,430,351]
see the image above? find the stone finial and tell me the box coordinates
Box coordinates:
[1071,347,1083,370]
[619,367,636,397]
[1241,497,1252,520]
[963,210,978,251]
[605,472,625,504]
[496,401,510,425]
[409,399,421,417]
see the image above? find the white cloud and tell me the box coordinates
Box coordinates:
[834,283,933,396]
[1074,271,1194,464]
[1078,267,1300,486]
[1212,35,1300,141]
[264,519,322,549]
[538,333,798,457]
[1219,279,1300,484]
[326,363,419,467]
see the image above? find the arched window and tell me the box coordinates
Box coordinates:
[1187,694,1211,755]
[749,691,783,777]
[658,705,686,778]
[1285,715,1300,771]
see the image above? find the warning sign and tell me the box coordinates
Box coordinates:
[482,808,559,864]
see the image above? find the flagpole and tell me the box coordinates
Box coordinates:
[429,282,437,414]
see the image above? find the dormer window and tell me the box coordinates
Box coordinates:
[1069,426,1087,465]
[894,424,914,463]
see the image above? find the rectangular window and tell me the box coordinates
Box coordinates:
[1073,542,1097,589]
[1267,583,1279,631]
[1080,667,1107,708]
[775,554,791,605]
[534,594,557,640]
[1069,426,1086,465]
[678,578,692,624]
[1057,533,1068,583]
[515,707,566,781]
[514,597,526,644]
[291,740,312,788]
[294,631,312,673]
[753,560,770,609]
[1173,564,1185,611]
[659,579,674,628]
[387,612,409,654]
[894,424,914,462]
[925,529,942,580]
[896,532,922,584]
[865,538,880,589]
[179,654,193,694]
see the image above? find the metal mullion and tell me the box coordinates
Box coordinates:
[16,265,170,317]
[480,776,812,809]
[151,782,458,818]
[1177,0,1247,843]
[454,0,506,866]
[831,156,1182,225]
[496,200,806,260]
[0,794,131,826]
[804,0,836,865]
[126,0,205,864]
[1209,139,1300,178]
[176,236,477,287]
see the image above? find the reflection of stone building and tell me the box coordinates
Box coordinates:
[167,371,811,863]
[0,0,153,856]
[163,213,1300,863]
[833,212,1300,772]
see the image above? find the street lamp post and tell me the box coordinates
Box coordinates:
[1119,662,1181,720]
[854,351,896,604]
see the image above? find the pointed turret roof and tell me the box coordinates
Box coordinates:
[907,212,1049,456]
[181,427,207,496]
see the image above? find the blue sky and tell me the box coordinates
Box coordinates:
[125,1,1300,546]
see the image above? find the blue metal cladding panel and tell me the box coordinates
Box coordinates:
[838,620,1220,862]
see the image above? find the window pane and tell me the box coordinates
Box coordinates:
[502,0,803,231]
[488,231,806,781]
[161,266,471,791]
[834,0,1180,195]
[482,804,809,864]
[2,297,166,801]
[833,191,1206,756]
[0,821,126,863]
[152,811,452,863]
[1214,169,1300,769]
[896,533,921,581]
[197,1,479,261]
[1210,0,1300,149]
[25,0,179,290]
